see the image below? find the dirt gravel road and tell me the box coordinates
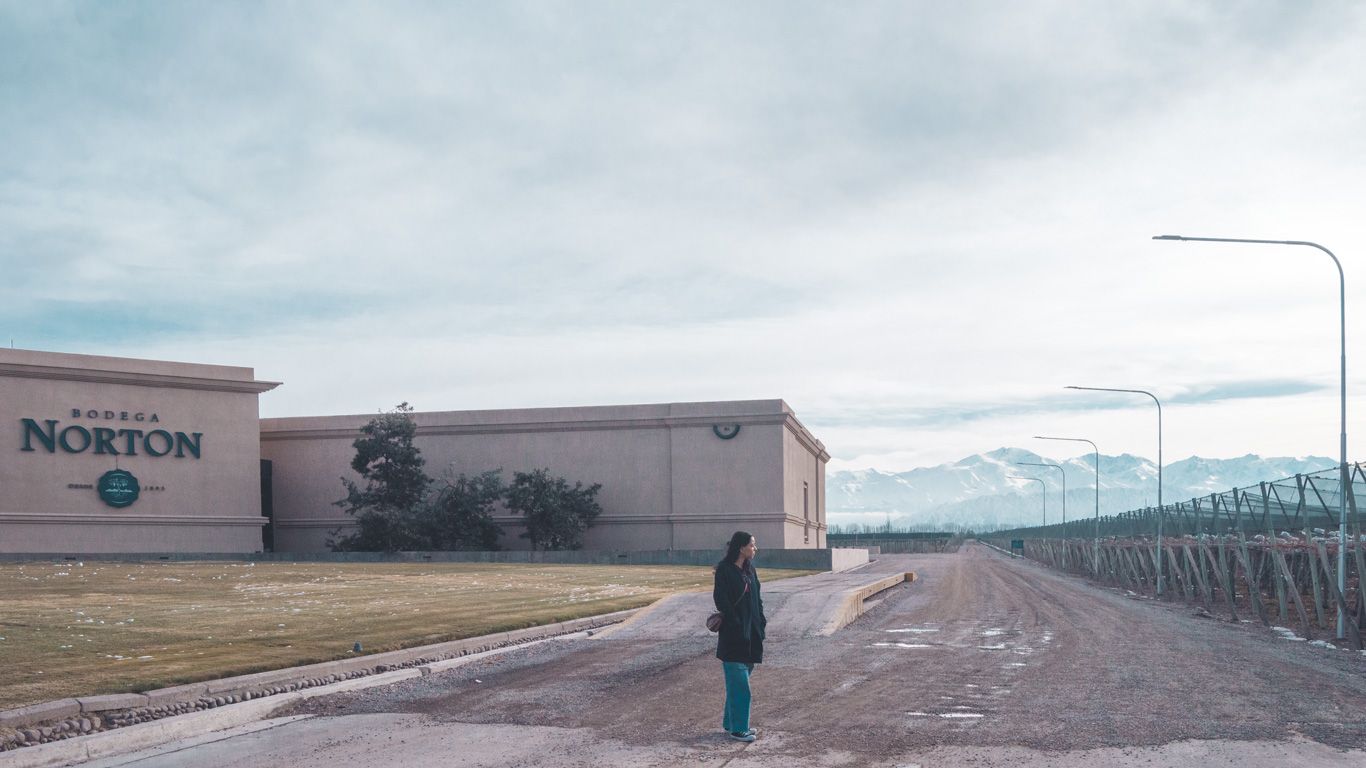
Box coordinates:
[85,543,1366,767]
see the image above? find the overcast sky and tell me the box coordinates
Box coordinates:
[4,2,1366,472]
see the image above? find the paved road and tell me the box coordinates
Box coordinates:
[81,544,1366,767]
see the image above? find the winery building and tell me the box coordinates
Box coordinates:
[1,348,829,554]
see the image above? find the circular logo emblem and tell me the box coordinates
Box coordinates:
[712,424,741,440]
[97,469,140,508]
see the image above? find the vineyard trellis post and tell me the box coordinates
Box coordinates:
[990,460,1366,650]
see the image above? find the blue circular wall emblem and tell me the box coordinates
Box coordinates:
[97,469,140,508]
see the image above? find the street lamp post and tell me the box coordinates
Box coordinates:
[1066,385,1164,596]
[1016,461,1065,525]
[1036,436,1101,575]
[1010,475,1047,526]
[1155,234,1348,639]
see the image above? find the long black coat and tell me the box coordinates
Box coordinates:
[713,561,766,664]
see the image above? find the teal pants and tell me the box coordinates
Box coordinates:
[722,662,754,733]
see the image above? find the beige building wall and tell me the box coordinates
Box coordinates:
[0,349,279,553]
[260,400,828,552]
[783,425,827,548]
[0,348,828,555]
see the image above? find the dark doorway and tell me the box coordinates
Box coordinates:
[260,459,274,552]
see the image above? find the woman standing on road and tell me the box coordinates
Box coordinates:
[714,530,766,743]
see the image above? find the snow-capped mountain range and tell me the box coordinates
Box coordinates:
[828,448,1335,531]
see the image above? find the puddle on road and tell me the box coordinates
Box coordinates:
[980,628,1006,636]
[977,643,1007,650]
[870,641,933,649]
[938,713,984,719]
[1005,662,1027,667]
[886,628,940,634]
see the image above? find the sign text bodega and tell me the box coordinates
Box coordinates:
[21,417,203,458]
[73,409,161,422]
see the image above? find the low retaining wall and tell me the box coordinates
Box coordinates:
[829,547,872,571]
[818,571,917,635]
[0,548,869,571]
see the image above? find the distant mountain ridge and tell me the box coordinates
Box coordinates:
[828,448,1335,531]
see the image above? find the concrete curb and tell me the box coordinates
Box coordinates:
[0,612,634,767]
[0,665,443,768]
[0,703,78,733]
[818,572,916,636]
[0,691,320,768]
[74,716,314,768]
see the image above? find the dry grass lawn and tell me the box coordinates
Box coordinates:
[0,561,812,710]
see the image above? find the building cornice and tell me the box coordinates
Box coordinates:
[263,410,820,443]
[0,362,280,394]
[262,415,778,441]
[782,414,830,462]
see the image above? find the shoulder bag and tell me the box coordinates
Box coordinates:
[707,574,749,632]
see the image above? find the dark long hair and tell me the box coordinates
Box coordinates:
[717,530,754,572]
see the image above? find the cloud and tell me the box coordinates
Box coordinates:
[805,378,1327,430]
[1166,379,1326,405]
[4,2,1366,471]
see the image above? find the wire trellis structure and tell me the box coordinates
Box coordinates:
[993,462,1364,540]
[987,462,1366,649]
